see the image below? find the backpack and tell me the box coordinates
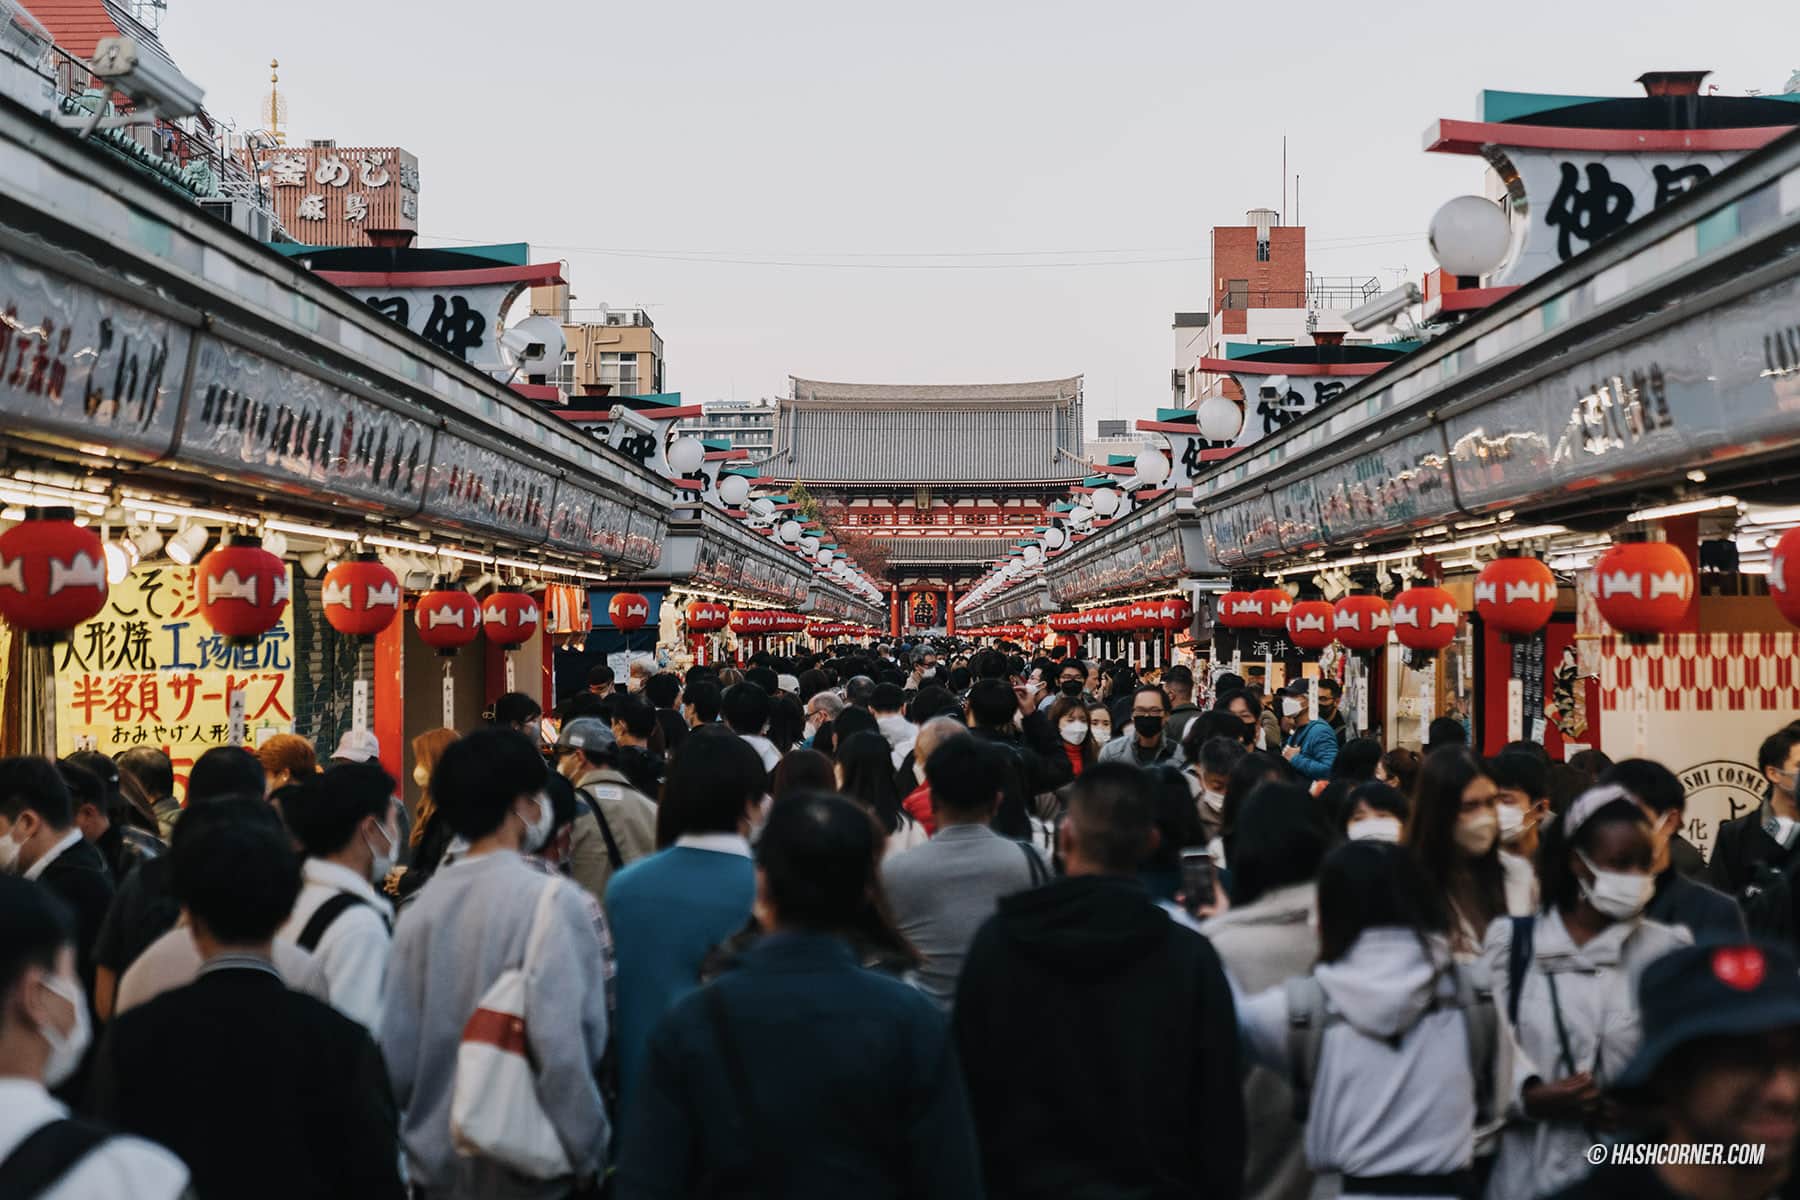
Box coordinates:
[0,1118,113,1199]
[1737,836,1800,943]
[295,891,386,953]
[1284,962,1498,1127]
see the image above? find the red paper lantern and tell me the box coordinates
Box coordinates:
[416,586,481,656]
[1217,591,1258,629]
[1390,586,1461,653]
[1154,597,1194,631]
[197,538,289,643]
[1333,594,1393,652]
[481,589,541,649]
[0,507,107,642]
[685,600,727,631]
[1475,557,1556,639]
[729,609,770,634]
[1594,541,1694,639]
[1770,528,1800,628]
[608,591,651,631]
[1251,587,1293,631]
[321,556,400,639]
[1286,600,1336,650]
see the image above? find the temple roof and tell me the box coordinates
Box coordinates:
[882,537,1015,563]
[787,376,1083,406]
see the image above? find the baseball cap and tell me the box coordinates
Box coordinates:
[777,674,800,695]
[1612,942,1800,1091]
[556,717,616,757]
[1279,680,1312,697]
[331,729,380,763]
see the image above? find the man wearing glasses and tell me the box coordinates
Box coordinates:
[1099,685,1183,768]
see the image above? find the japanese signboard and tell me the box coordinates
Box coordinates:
[53,563,298,787]
[256,145,420,248]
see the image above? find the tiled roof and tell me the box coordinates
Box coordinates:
[24,0,119,58]
[788,376,1082,406]
[882,537,1013,563]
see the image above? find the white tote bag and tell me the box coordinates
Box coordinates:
[449,877,573,1179]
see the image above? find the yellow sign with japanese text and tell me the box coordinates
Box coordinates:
[53,562,298,789]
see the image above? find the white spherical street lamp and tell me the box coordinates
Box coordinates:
[1197,395,1244,443]
[1429,195,1511,280]
[666,437,705,476]
[1090,488,1119,517]
[718,473,751,507]
[1133,448,1170,487]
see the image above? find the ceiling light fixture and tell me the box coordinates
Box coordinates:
[1628,496,1739,522]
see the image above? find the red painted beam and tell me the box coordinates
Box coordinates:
[315,262,566,288]
[1423,117,1790,157]
[1196,357,1385,377]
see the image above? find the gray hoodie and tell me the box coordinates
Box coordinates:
[1240,929,1500,1199]
[381,851,610,1199]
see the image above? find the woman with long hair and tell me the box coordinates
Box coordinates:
[1046,695,1097,779]
[1376,747,1422,798]
[1484,785,1688,1200]
[765,694,807,756]
[388,727,459,901]
[1237,840,1500,1200]
[836,730,927,855]
[1404,747,1512,959]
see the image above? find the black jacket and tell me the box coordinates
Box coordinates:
[953,875,1245,1200]
[92,854,181,982]
[1645,868,1745,943]
[1667,832,1707,881]
[1708,806,1798,897]
[92,962,403,1200]
[617,932,982,1198]
[37,837,115,992]
[95,822,163,886]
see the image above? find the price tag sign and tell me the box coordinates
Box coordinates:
[352,678,369,734]
[227,686,247,747]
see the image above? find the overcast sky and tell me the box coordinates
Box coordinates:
[159,0,1794,432]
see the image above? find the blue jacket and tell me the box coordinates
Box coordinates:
[616,932,983,1199]
[1285,719,1339,781]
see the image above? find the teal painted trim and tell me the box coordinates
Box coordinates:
[629,392,684,408]
[1081,475,1111,487]
[1156,407,1196,422]
[700,438,732,450]
[1478,89,1614,122]
[1106,454,1136,466]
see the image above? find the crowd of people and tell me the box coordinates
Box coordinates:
[2,640,1800,1200]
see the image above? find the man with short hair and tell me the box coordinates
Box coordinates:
[115,747,180,841]
[1605,758,1744,943]
[609,695,665,799]
[0,758,113,995]
[92,802,404,1198]
[0,874,189,1198]
[870,682,916,767]
[644,672,687,754]
[1099,685,1183,767]
[1316,677,1347,739]
[1163,666,1201,745]
[1278,683,1338,782]
[627,659,653,695]
[587,663,616,698]
[884,737,1047,1009]
[275,763,398,1031]
[554,718,658,904]
[1490,749,1551,915]
[1712,723,1800,903]
[804,690,845,746]
[1190,735,1245,842]
[845,674,877,710]
[954,763,1245,1199]
[682,680,722,728]
[256,734,318,795]
[61,752,163,886]
[1549,940,1800,1200]
[721,683,781,773]
[901,716,970,834]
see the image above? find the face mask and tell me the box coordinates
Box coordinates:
[1578,851,1654,921]
[1497,803,1531,844]
[365,819,397,884]
[1133,715,1164,740]
[1091,723,1111,742]
[1454,810,1499,857]
[0,827,18,874]
[518,791,556,855]
[1060,721,1089,746]
[1348,816,1402,843]
[1200,788,1225,815]
[39,972,91,1088]
[1281,697,1303,718]
[913,761,927,786]
[1060,679,1084,697]
[412,764,430,788]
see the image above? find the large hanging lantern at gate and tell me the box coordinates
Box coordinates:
[481,589,541,649]
[416,585,481,656]
[1286,600,1335,650]
[321,555,401,639]
[1770,527,1800,628]
[197,537,289,644]
[1594,541,1694,639]
[1390,585,1461,653]
[1217,590,1259,629]
[1332,594,1392,652]
[1250,586,1293,632]
[0,507,108,642]
[1475,557,1556,639]
[608,592,650,631]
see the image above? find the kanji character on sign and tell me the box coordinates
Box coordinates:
[269,155,307,186]
[345,193,369,223]
[297,193,326,221]
[167,672,202,721]
[401,193,417,220]
[313,154,350,187]
[70,674,106,724]
[358,153,390,188]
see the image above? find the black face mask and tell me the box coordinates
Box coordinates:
[1060,679,1084,697]
[1133,715,1164,740]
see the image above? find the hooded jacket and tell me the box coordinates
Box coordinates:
[1239,929,1500,1197]
[953,875,1244,1200]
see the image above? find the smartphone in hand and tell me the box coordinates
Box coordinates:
[1179,848,1216,916]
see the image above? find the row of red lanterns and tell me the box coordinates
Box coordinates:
[1051,597,1195,634]
[727,609,807,634]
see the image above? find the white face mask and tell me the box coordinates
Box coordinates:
[1281,697,1303,718]
[913,760,927,786]
[1060,721,1089,746]
[518,791,556,855]
[365,817,397,884]
[1091,723,1112,742]
[39,972,91,1088]
[412,764,430,789]
[1497,802,1529,843]
[0,826,19,874]
[1200,787,1225,815]
[1578,851,1654,921]
[1348,816,1403,843]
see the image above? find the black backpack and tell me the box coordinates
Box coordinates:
[0,1119,113,1199]
[1738,840,1800,942]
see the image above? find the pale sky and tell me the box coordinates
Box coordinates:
[158,0,1795,433]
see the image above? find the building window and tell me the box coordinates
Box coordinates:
[1256,239,1271,262]
[598,352,638,393]
[1225,279,1248,310]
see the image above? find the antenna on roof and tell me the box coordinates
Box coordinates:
[264,59,286,145]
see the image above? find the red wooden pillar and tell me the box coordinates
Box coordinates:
[889,587,901,640]
[373,604,405,789]
[1662,515,1702,636]
[945,580,957,637]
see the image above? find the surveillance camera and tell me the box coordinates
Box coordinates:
[89,37,205,119]
[1345,283,1423,332]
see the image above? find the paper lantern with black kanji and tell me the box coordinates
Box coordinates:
[0,507,107,642]
[1475,557,1556,639]
[608,592,650,631]
[1251,587,1293,632]
[1594,541,1694,639]
[1390,585,1461,653]
[416,586,481,656]
[1770,527,1800,628]
[1332,594,1392,652]
[321,556,400,639]
[197,538,289,643]
[481,589,541,649]
[1217,591,1259,629]
[1286,600,1336,650]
